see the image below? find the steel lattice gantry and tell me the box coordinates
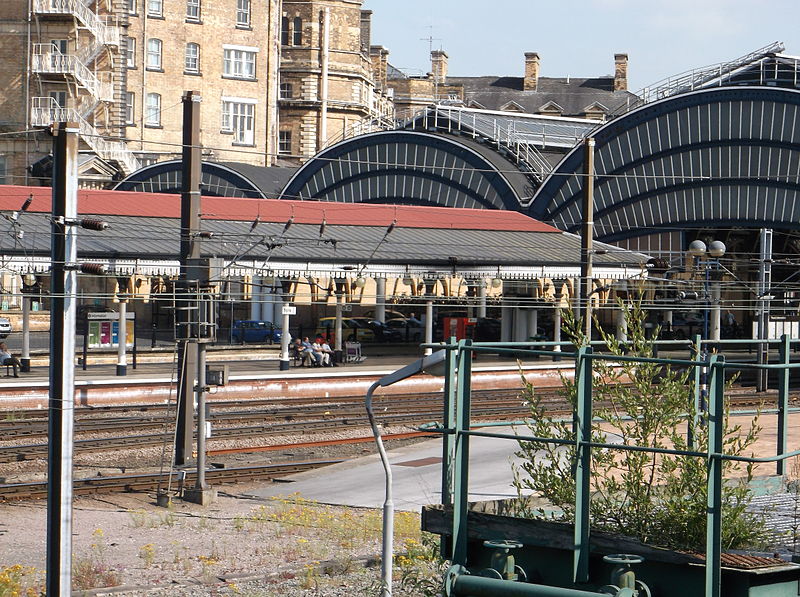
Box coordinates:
[529,86,800,242]
[280,130,531,210]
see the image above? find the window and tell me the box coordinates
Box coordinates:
[125,0,136,14]
[221,99,255,145]
[185,43,199,73]
[50,39,67,68]
[145,92,161,126]
[281,17,289,45]
[279,130,292,155]
[125,92,135,124]
[126,37,135,68]
[0,156,6,185]
[146,38,162,70]
[186,0,200,20]
[293,17,302,45]
[147,0,162,16]
[279,82,293,99]
[49,90,67,108]
[223,46,256,79]
[236,0,250,27]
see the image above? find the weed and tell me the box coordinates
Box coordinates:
[0,564,44,597]
[138,543,156,568]
[72,529,120,590]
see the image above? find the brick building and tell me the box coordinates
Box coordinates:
[387,50,635,121]
[0,0,281,187]
[277,3,393,162]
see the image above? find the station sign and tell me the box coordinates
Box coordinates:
[86,312,134,349]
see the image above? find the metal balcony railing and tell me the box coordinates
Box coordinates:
[32,0,119,48]
[31,97,140,175]
[32,45,114,102]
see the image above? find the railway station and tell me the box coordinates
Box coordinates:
[4,37,800,597]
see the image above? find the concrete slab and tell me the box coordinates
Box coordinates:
[247,426,532,511]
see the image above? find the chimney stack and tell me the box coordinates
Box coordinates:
[614,53,628,91]
[370,45,389,90]
[524,52,540,91]
[430,49,448,85]
[360,10,372,52]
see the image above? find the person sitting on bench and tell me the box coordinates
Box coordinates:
[0,342,20,377]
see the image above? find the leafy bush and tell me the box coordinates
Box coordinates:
[513,300,767,551]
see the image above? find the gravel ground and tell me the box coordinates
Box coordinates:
[0,484,444,596]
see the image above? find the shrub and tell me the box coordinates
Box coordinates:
[513,299,767,551]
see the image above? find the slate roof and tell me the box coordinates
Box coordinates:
[446,76,638,117]
[0,185,647,276]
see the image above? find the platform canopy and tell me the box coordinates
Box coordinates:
[0,186,646,281]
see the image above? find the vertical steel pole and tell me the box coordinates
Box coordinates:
[777,334,790,475]
[451,340,473,566]
[580,138,595,342]
[195,343,207,489]
[705,354,724,597]
[46,121,78,597]
[756,228,772,392]
[440,339,458,508]
[439,340,458,559]
[175,90,202,465]
[573,346,593,584]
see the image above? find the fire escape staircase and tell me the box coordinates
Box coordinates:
[31,0,139,174]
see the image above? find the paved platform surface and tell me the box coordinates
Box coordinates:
[249,426,528,510]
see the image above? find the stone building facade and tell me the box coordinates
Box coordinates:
[0,0,281,187]
[387,50,634,121]
[277,2,393,163]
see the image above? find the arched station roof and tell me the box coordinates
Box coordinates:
[280,130,531,210]
[113,160,269,198]
[528,86,800,242]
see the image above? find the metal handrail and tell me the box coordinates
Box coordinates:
[32,46,114,101]
[30,97,140,174]
[32,0,119,47]
[433,336,797,597]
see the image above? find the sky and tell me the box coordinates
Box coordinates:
[361,0,800,92]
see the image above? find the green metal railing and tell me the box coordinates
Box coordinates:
[424,335,800,597]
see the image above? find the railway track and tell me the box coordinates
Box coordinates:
[0,460,342,501]
[0,385,790,502]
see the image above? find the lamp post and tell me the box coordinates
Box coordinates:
[365,350,447,597]
[687,239,726,345]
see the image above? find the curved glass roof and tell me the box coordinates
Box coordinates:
[529,86,800,242]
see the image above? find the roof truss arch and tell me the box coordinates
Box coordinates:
[529,86,800,240]
[280,130,527,210]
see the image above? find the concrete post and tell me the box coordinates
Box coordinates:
[20,292,31,372]
[375,278,386,323]
[250,276,261,320]
[500,301,512,343]
[116,300,127,376]
[528,308,539,339]
[424,299,433,356]
[710,279,721,343]
[553,304,562,354]
[477,281,487,318]
[335,289,344,363]
[513,306,528,341]
[279,301,291,371]
[616,305,628,343]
